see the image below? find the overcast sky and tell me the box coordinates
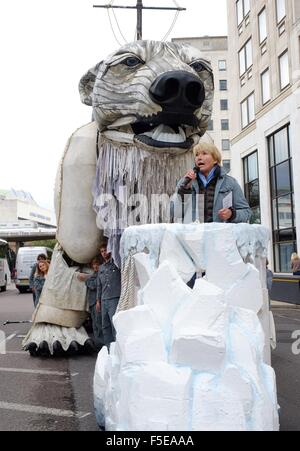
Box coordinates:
[0,0,228,211]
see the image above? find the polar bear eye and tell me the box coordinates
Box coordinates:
[122,56,143,67]
[190,61,206,73]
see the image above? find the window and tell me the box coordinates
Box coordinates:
[268,125,297,272]
[236,0,250,25]
[222,139,230,151]
[276,0,286,23]
[223,160,231,174]
[258,8,267,44]
[221,119,229,131]
[220,99,228,111]
[243,151,261,224]
[261,69,271,104]
[239,39,253,76]
[218,60,227,71]
[219,80,228,91]
[207,119,214,131]
[241,93,255,128]
[279,51,289,90]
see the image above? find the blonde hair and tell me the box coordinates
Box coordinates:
[291,253,299,261]
[193,143,222,165]
[35,260,49,277]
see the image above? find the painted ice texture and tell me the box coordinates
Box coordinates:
[94,223,279,431]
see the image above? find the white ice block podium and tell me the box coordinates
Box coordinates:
[94,223,279,431]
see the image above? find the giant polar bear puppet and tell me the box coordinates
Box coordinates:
[23,40,214,356]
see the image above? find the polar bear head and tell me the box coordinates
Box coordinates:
[79,40,214,151]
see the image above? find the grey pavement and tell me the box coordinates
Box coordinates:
[0,285,98,431]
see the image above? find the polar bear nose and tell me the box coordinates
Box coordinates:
[149,70,205,111]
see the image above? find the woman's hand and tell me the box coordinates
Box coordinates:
[184,170,197,181]
[96,300,101,313]
[218,208,233,221]
[77,273,89,282]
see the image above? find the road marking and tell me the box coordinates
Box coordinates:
[16,335,26,339]
[0,367,78,377]
[5,332,18,342]
[5,351,27,355]
[275,314,300,323]
[0,401,91,419]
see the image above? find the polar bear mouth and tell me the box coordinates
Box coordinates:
[131,112,198,149]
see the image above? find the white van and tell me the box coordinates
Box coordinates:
[15,246,53,293]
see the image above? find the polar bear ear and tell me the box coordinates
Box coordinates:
[78,61,103,106]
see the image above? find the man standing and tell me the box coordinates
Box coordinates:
[96,241,121,349]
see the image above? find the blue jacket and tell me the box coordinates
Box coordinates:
[33,275,46,305]
[172,166,252,224]
[96,259,121,302]
[85,272,98,307]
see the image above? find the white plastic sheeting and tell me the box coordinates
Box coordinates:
[94,223,279,431]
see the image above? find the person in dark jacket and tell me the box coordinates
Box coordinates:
[173,142,252,288]
[33,260,49,307]
[29,253,47,306]
[173,142,252,224]
[84,257,104,350]
[96,242,121,349]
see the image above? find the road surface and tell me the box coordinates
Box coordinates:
[0,286,300,431]
[0,285,98,431]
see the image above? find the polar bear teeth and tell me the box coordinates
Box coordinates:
[143,124,186,143]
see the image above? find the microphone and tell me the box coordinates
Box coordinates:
[182,167,198,187]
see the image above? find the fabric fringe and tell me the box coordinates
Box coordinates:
[92,137,194,266]
[22,324,89,355]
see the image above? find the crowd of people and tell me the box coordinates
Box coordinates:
[28,142,300,352]
[77,241,121,351]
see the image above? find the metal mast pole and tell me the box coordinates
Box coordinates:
[93,2,186,41]
[136,0,143,40]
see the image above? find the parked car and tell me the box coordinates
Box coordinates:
[15,246,53,293]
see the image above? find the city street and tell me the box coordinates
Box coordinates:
[271,303,300,431]
[0,285,300,431]
[0,286,98,431]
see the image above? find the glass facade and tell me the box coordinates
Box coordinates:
[223,160,231,174]
[268,125,297,272]
[239,39,253,76]
[219,80,228,91]
[243,151,261,224]
[279,50,290,90]
[241,92,255,128]
[276,0,286,23]
[220,99,228,110]
[258,8,267,44]
[236,0,250,25]
[221,119,229,130]
[261,69,271,104]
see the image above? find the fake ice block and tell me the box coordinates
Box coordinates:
[140,261,192,340]
[133,252,154,289]
[170,279,228,372]
[94,223,279,431]
[192,374,247,431]
[118,329,167,366]
[127,363,192,431]
[225,264,263,313]
[159,229,196,283]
